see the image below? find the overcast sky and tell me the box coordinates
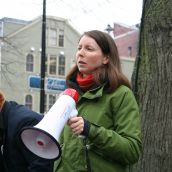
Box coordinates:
[0,0,143,33]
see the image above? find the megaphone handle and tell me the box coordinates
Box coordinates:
[69,109,78,118]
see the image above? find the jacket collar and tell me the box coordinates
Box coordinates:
[67,80,106,99]
[82,85,105,99]
[66,74,108,100]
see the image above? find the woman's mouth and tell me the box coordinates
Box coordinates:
[78,61,86,64]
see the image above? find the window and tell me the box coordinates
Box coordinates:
[44,94,57,112]
[128,46,132,57]
[0,22,3,37]
[48,94,56,109]
[49,55,57,75]
[25,95,33,110]
[48,28,64,47]
[58,54,65,76]
[44,94,47,112]
[45,55,48,74]
[49,28,57,46]
[26,53,34,72]
[45,54,57,75]
[58,29,64,47]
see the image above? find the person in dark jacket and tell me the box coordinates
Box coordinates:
[0,91,53,172]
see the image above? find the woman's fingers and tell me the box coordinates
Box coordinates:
[68,116,84,134]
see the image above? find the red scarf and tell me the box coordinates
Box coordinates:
[76,73,94,91]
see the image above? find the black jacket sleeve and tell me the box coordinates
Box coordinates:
[2,101,54,172]
[15,114,54,172]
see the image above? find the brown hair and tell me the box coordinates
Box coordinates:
[66,30,131,93]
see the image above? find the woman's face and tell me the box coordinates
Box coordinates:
[76,35,108,76]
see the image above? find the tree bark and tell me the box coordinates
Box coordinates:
[131,0,172,171]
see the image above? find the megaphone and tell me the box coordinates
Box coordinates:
[20,88,79,160]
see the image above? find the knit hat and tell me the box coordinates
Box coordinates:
[0,91,5,111]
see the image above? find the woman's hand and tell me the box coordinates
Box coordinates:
[67,116,84,135]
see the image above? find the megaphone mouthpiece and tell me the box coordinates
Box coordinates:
[62,88,79,103]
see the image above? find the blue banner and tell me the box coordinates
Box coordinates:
[28,75,66,91]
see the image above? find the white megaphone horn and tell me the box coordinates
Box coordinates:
[20,88,79,160]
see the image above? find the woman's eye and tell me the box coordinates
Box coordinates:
[86,47,94,51]
[77,46,94,51]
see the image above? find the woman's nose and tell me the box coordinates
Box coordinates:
[77,48,85,56]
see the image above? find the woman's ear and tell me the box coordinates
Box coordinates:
[103,56,109,64]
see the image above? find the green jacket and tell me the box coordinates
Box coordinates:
[54,85,142,172]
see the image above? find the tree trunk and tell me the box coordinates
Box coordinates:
[131,0,172,171]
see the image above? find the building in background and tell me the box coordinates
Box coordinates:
[112,23,139,80]
[0,17,139,112]
[113,22,139,58]
[0,16,80,112]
